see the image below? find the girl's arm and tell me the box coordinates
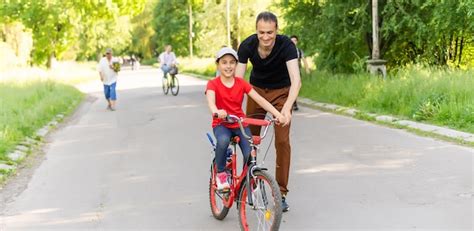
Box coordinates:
[247,89,287,125]
[206,90,227,118]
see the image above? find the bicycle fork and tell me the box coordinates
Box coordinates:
[246,149,268,208]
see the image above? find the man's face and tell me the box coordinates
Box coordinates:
[256,20,277,49]
[291,37,298,45]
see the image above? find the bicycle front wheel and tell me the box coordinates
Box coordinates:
[170,75,179,96]
[238,170,282,231]
[162,76,169,95]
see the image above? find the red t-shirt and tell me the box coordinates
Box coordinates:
[206,76,253,128]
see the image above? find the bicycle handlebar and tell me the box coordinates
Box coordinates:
[213,113,275,142]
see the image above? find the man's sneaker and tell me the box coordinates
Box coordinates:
[282,196,290,212]
[216,172,230,191]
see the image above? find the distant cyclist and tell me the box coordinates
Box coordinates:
[205,47,287,191]
[158,45,178,79]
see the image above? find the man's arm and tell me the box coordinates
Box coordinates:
[281,59,301,124]
[235,63,247,78]
[99,71,104,82]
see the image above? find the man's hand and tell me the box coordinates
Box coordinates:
[280,105,292,126]
[275,113,288,126]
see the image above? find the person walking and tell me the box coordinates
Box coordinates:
[97,48,119,111]
[235,11,301,212]
[290,35,310,111]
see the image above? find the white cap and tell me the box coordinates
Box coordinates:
[215,47,238,62]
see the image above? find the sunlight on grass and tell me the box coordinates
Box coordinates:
[0,62,88,160]
[0,61,98,85]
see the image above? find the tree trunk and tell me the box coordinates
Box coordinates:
[458,36,464,66]
[46,53,53,69]
[188,1,194,58]
[453,35,459,62]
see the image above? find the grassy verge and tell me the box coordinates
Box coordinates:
[300,67,474,134]
[0,81,83,160]
[0,61,94,162]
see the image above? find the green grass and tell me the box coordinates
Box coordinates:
[0,81,83,160]
[300,67,474,133]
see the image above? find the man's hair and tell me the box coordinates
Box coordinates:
[290,35,299,40]
[256,11,278,29]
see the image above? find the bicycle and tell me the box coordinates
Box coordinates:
[162,66,179,96]
[206,114,282,231]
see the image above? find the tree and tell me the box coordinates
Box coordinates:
[153,0,194,56]
[2,0,145,66]
[281,0,474,72]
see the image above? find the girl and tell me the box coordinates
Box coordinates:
[206,47,287,191]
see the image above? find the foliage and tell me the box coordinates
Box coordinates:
[152,0,193,56]
[128,0,157,60]
[1,0,145,67]
[281,0,474,72]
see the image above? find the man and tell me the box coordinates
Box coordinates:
[97,48,118,111]
[158,45,177,79]
[236,11,301,212]
[290,35,310,111]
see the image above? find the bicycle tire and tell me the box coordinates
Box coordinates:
[162,76,169,95]
[170,75,179,96]
[238,170,282,231]
[209,161,230,220]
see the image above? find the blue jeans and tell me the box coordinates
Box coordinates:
[103,82,117,100]
[213,125,252,173]
[161,65,171,78]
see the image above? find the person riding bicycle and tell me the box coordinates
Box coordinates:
[206,47,287,191]
[158,45,178,79]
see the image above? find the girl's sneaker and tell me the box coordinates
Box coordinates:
[216,172,230,191]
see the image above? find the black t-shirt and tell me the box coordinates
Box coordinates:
[238,34,298,89]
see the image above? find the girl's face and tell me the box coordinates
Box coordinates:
[217,54,237,78]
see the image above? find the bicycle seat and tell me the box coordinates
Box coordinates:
[231,136,240,144]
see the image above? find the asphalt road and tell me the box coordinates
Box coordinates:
[1,68,472,231]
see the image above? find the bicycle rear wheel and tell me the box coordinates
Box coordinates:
[170,75,179,96]
[162,76,169,95]
[238,170,282,231]
[209,161,230,220]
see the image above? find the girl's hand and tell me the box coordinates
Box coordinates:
[213,109,227,119]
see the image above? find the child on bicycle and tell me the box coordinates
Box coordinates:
[206,47,287,191]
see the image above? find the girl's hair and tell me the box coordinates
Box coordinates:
[256,11,278,29]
